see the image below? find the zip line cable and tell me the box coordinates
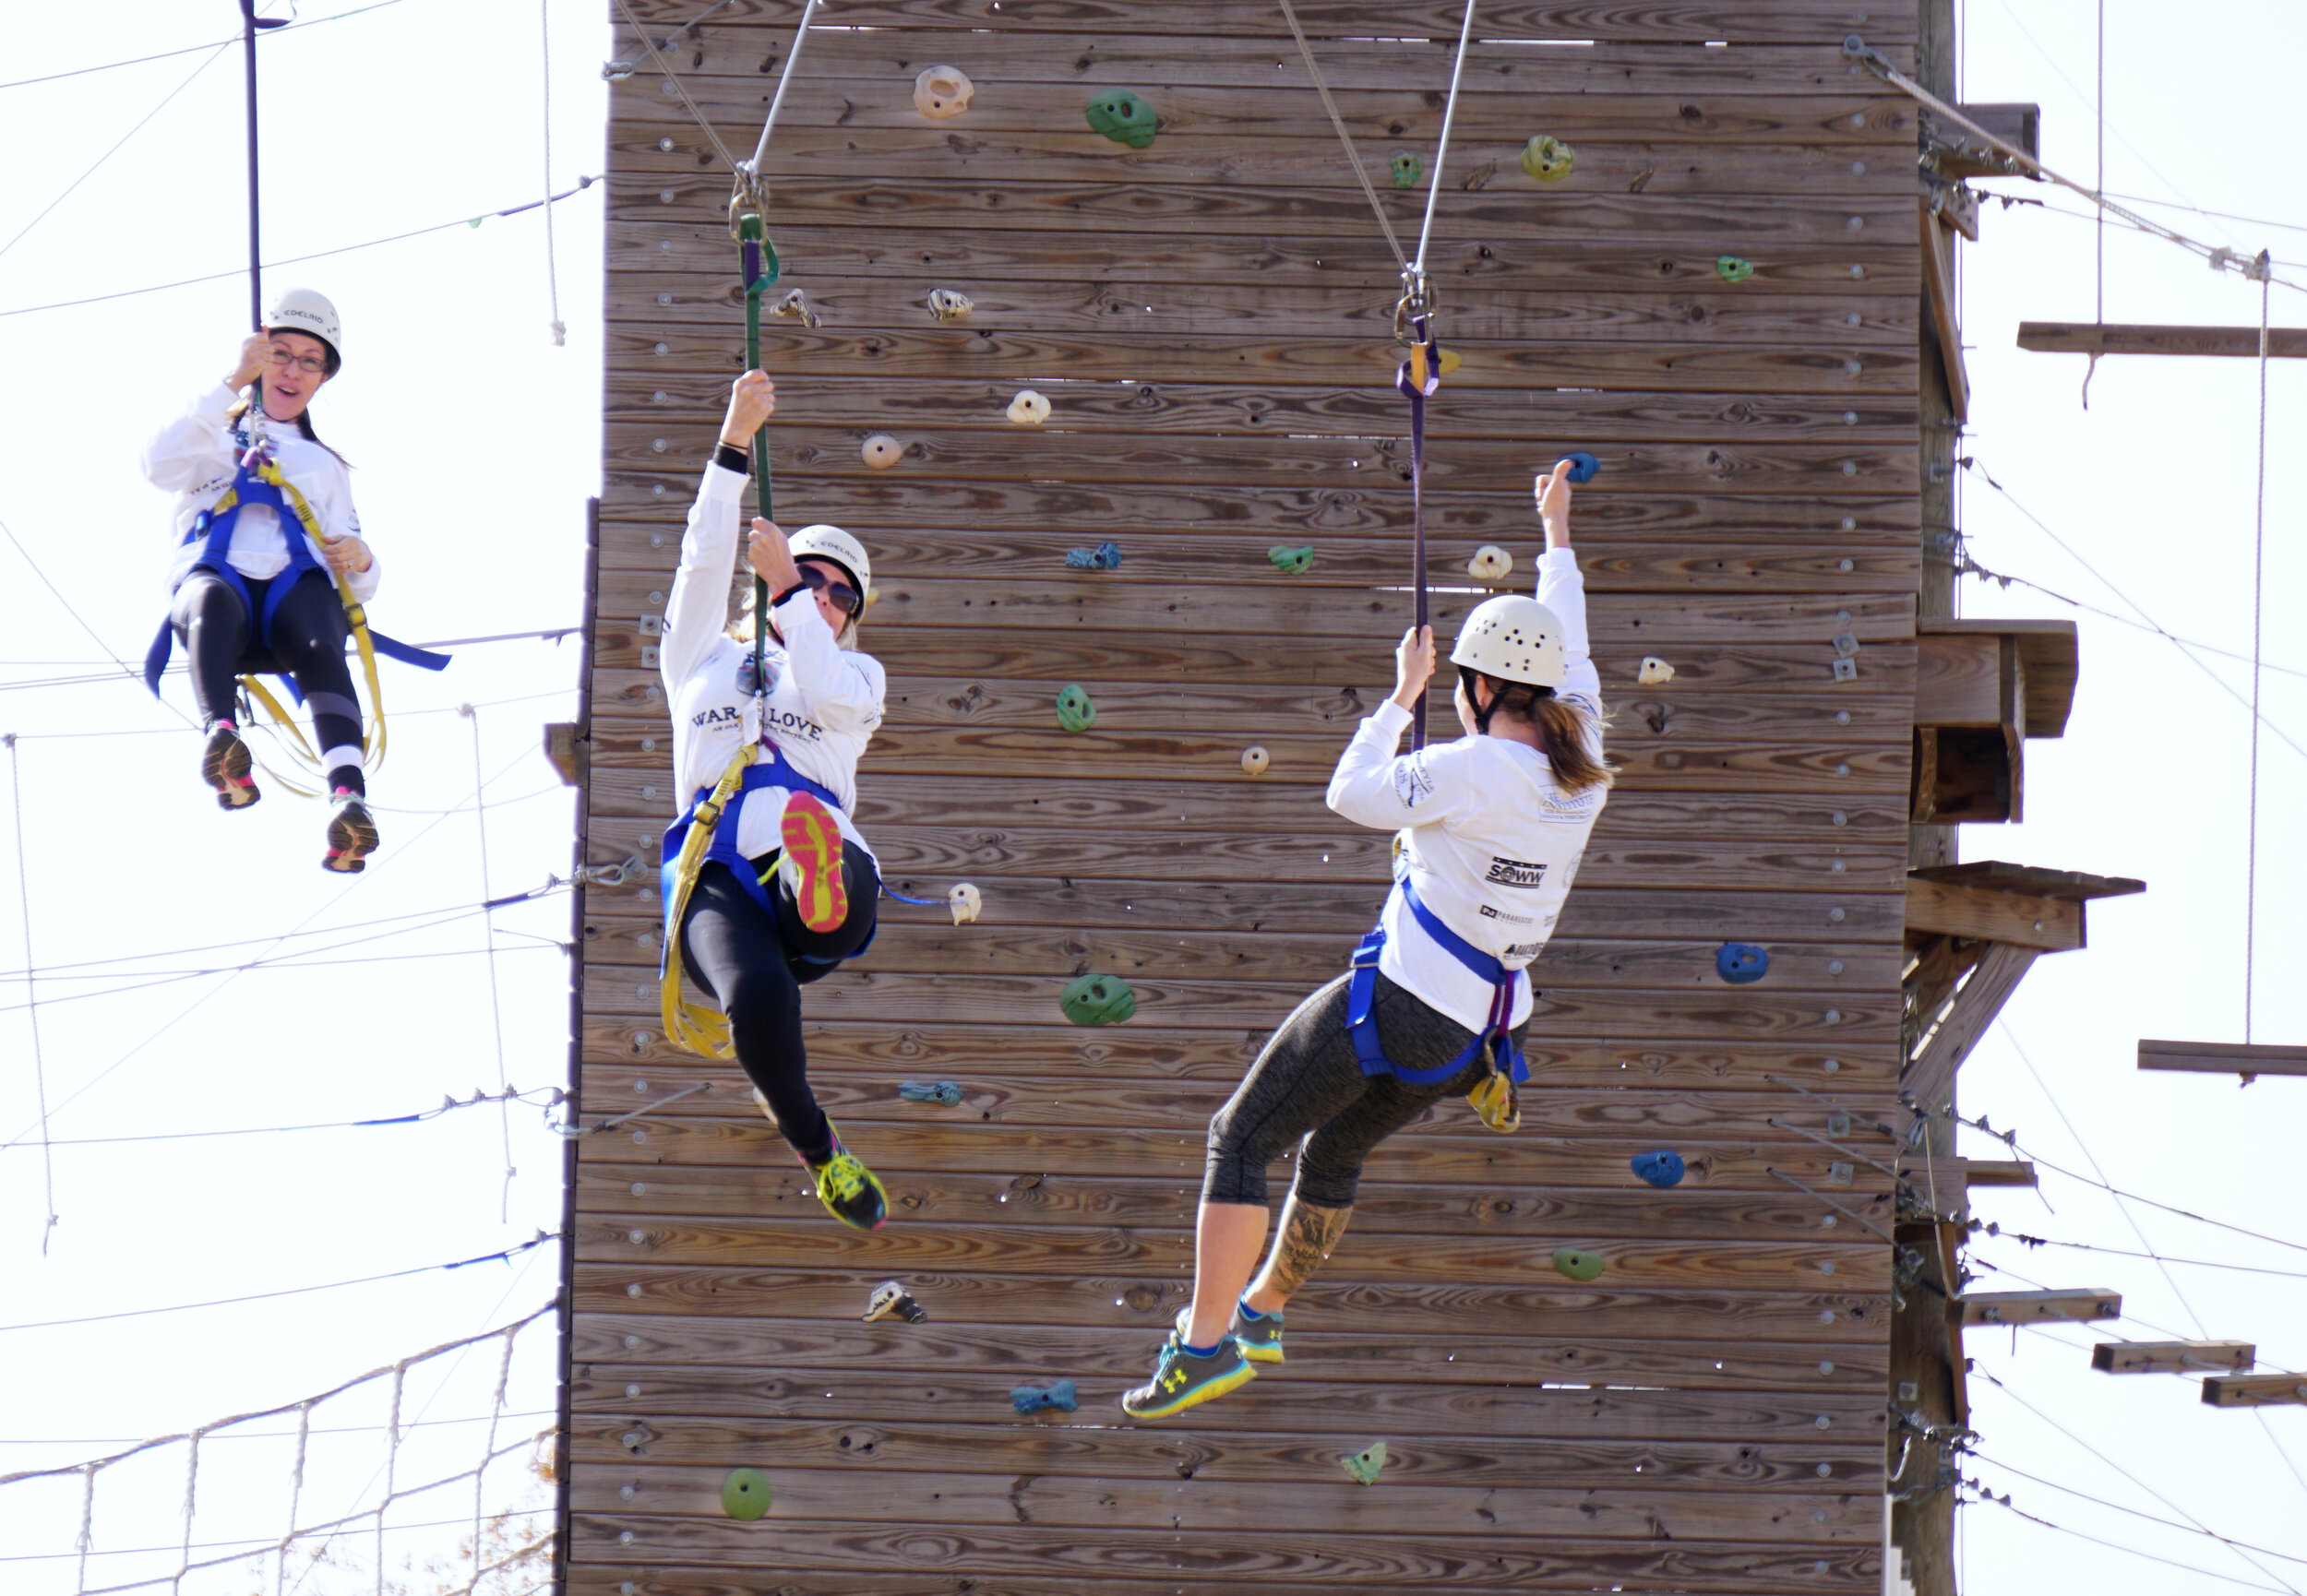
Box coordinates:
[0,1411,555,1448]
[0,936,563,1018]
[1985,1229,2307,1281]
[2247,268,2271,1042]
[1955,554,2307,685]
[1961,1486,2294,1595]
[0,1086,556,1149]
[1970,1451,2307,1571]
[0,0,409,90]
[0,1234,557,1334]
[0,513,195,727]
[0,177,600,321]
[539,0,565,347]
[463,706,518,1223]
[609,0,742,172]
[743,0,822,177]
[5,734,58,1254]
[0,1506,550,1566]
[1411,0,1479,280]
[1275,0,1407,271]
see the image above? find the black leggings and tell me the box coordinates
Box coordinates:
[1203,971,1517,1209]
[172,568,363,785]
[678,852,880,1163]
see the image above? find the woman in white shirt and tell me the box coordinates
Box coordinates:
[655,371,891,1232]
[1124,461,1612,1420]
[140,289,381,871]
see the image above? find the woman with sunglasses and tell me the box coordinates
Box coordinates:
[656,369,891,1231]
[139,288,382,871]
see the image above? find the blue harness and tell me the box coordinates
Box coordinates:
[141,459,448,699]
[659,740,878,967]
[1346,877,1531,1087]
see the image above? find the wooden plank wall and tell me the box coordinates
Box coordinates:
[569,3,1918,1590]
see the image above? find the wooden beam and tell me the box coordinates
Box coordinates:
[1906,939,2039,1112]
[1917,621,2078,739]
[2019,322,2307,359]
[1910,861,2146,903]
[1958,1289,2121,1327]
[1906,875,2082,952]
[2139,1040,2307,1079]
[1919,201,1970,421]
[1898,1158,2038,1188]
[2202,1373,2307,1409]
[2093,1340,2254,1375]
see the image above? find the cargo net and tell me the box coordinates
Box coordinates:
[0,1305,557,1596]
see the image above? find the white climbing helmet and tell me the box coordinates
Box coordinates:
[265,286,342,367]
[1450,594,1568,688]
[790,523,871,597]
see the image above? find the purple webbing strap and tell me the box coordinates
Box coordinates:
[1395,315,1442,749]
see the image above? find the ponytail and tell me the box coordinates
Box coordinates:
[1459,666,1614,796]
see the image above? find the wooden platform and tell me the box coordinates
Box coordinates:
[566,3,1917,1589]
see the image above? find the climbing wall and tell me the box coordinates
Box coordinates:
[571,3,1918,1590]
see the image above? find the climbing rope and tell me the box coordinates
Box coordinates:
[460,706,516,1221]
[1410,0,1479,281]
[609,0,741,171]
[742,0,821,179]
[539,0,564,346]
[5,733,57,1255]
[2247,258,2271,1042]
[2084,0,2104,407]
[1274,0,1407,272]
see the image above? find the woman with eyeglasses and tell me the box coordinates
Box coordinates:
[139,288,382,872]
[655,369,892,1231]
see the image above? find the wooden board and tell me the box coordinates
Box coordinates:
[2137,1039,2307,1078]
[571,6,1919,1590]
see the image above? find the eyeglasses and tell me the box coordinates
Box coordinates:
[266,345,329,375]
[795,564,862,615]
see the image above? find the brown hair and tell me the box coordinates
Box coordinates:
[1461,667,1614,796]
[229,378,350,467]
[729,578,859,649]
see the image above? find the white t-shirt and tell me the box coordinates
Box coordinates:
[141,383,377,602]
[1324,547,1607,1035]
[659,462,885,861]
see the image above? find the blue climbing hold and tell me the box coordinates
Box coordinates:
[1715,942,1770,983]
[1562,452,1600,483]
[1631,1150,1686,1188]
[1010,1379,1079,1415]
[1065,541,1122,571]
[900,1080,963,1105]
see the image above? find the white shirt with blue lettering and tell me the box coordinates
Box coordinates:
[1323,547,1607,1036]
[661,462,884,861]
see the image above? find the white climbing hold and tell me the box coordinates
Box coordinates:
[926,288,974,322]
[949,883,982,924]
[1007,388,1050,425]
[1239,745,1270,777]
[1465,544,1514,581]
[1637,657,1676,686]
[766,288,820,328]
[861,435,902,470]
[914,66,974,119]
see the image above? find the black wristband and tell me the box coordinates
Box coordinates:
[771,579,809,608]
[713,442,751,476]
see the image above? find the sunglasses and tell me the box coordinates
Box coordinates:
[795,564,862,615]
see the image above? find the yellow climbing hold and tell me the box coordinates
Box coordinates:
[1521,135,1576,182]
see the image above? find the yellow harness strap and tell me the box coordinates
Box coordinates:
[659,744,760,1059]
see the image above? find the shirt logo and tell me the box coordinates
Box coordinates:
[1485,856,1549,888]
[692,704,742,729]
[1393,758,1436,809]
[1477,903,1535,925]
[1504,940,1548,959]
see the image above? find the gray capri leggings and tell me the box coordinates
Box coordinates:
[1203,970,1524,1209]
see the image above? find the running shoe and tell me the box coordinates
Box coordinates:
[803,1123,887,1232]
[322,794,378,873]
[1121,1331,1254,1420]
[201,723,260,810]
[1176,1302,1285,1364]
[776,792,847,933]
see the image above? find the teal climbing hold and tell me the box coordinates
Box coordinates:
[1715,255,1756,283]
[1066,541,1123,571]
[1012,1378,1079,1414]
[1084,90,1157,149]
[721,1467,772,1520]
[1268,544,1314,575]
[1055,683,1098,732]
[1552,1247,1606,1282]
[1340,1442,1390,1484]
[1390,152,1422,190]
[1060,971,1136,1027]
[900,1080,963,1105]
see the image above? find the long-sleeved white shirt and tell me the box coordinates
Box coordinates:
[661,461,885,860]
[141,383,378,604]
[1324,546,1607,1035]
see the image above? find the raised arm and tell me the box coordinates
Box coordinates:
[1325,624,1479,831]
[660,372,775,690]
[1533,460,1601,720]
[746,518,885,732]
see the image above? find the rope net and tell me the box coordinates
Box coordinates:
[0,1306,557,1596]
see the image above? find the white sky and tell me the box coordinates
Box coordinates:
[0,2,2302,1593]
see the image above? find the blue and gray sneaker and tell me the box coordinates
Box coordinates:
[1176,1302,1284,1365]
[1120,1331,1254,1420]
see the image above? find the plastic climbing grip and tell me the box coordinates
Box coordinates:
[1715,942,1770,984]
[1011,1379,1079,1414]
[1520,134,1576,181]
[864,1280,929,1323]
[1390,152,1423,189]
[1084,90,1157,148]
[1054,684,1098,732]
[1715,255,1757,283]
[1561,452,1600,484]
[1340,1442,1391,1484]
[899,1079,963,1105]
[1631,1150,1687,1189]
[1065,541,1123,571]
[1268,544,1314,575]
[721,1467,773,1520]
[1552,1247,1606,1282]
[1060,971,1136,1027]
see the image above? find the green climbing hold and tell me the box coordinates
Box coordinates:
[722,1467,772,1520]
[1055,683,1098,732]
[1268,544,1314,575]
[1340,1442,1390,1484]
[1390,152,1422,190]
[1060,971,1136,1027]
[1715,255,1756,283]
[1552,1247,1606,1282]
[1520,135,1576,182]
[1084,90,1158,149]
